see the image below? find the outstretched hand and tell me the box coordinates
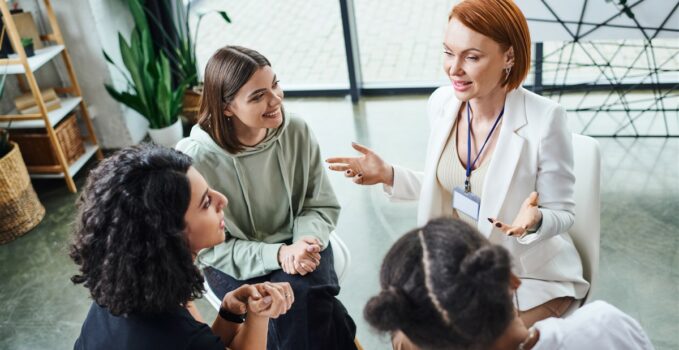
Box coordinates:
[326,142,394,186]
[488,192,542,237]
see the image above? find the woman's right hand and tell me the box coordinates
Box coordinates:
[326,142,394,186]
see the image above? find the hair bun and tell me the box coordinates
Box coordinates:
[459,245,510,287]
[364,287,411,332]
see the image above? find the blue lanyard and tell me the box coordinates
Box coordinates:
[464,102,504,192]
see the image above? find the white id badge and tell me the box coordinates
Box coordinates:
[453,186,481,221]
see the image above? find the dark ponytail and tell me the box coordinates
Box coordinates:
[364,287,411,332]
[364,218,515,350]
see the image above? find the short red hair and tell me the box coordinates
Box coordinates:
[449,0,531,91]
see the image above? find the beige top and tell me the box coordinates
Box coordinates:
[436,118,492,227]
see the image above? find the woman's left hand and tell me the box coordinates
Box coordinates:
[489,192,542,237]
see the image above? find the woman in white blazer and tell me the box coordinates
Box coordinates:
[327,0,589,332]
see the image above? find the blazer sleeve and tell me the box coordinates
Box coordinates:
[383,165,425,201]
[518,105,576,245]
[382,86,449,201]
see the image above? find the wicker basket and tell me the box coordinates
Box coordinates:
[10,113,85,167]
[0,142,46,244]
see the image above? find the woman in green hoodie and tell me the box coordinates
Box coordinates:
[176,46,356,350]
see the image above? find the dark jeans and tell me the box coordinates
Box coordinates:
[203,245,357,350]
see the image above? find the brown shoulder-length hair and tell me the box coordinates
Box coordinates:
[198,46,271,154]
[449,0,531,91]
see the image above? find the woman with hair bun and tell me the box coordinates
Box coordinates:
[364,217,653,350]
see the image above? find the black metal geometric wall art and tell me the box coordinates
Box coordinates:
[519,0,678,136]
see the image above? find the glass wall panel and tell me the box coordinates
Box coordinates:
[354,0,456,87]
[192,0,350,90]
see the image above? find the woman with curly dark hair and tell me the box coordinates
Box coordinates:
[365,217,653,350]
[70,144,293,350]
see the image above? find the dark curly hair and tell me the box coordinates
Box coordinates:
[70,144,204,316]
[364,218,514,350]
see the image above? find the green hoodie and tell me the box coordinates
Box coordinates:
[176,116,340,280]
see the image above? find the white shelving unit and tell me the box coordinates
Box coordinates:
[0,96,81,129]
[3,45,64,74]
[0,1,103,193]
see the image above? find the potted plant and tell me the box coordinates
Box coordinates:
[145,1,231,124]
[20,37,33,57]
[0,71,46,244]
[103,0,188,148]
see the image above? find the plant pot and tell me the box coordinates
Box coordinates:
[23,43,34,57]
[148,119,183,148]
[0,142,46,244]
[182,86,203,125]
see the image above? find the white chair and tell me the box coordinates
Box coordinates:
[203,231,352,310]
[330,231,352,285]
[563,134,602,316]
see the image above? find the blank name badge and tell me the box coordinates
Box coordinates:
[453,186,481,221]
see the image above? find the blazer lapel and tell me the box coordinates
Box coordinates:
[478,89,528,238]
[418,95,461,225]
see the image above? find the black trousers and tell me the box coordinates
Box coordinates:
[203,245,357,350]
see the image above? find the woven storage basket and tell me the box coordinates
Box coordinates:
[0,142,46,244]
[10,113,85,167]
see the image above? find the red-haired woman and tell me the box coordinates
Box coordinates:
[328,0,589,346]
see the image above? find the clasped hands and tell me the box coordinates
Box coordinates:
[222,282,294,319]
[277,236,322,276]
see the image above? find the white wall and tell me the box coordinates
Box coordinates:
[83,0,149,146]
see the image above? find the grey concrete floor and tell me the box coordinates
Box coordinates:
[0,94,677,349]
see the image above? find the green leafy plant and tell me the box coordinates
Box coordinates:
[20,37,32,47]
[103,0,188,129]
[145,0,231,88]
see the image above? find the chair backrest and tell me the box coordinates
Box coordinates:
[568,134,602,309]
[329,231,351,285]
[203,279,222,310]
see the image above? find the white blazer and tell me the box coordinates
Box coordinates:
[385,86,589,309]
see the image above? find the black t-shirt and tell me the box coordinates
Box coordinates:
[74,302,225,350]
